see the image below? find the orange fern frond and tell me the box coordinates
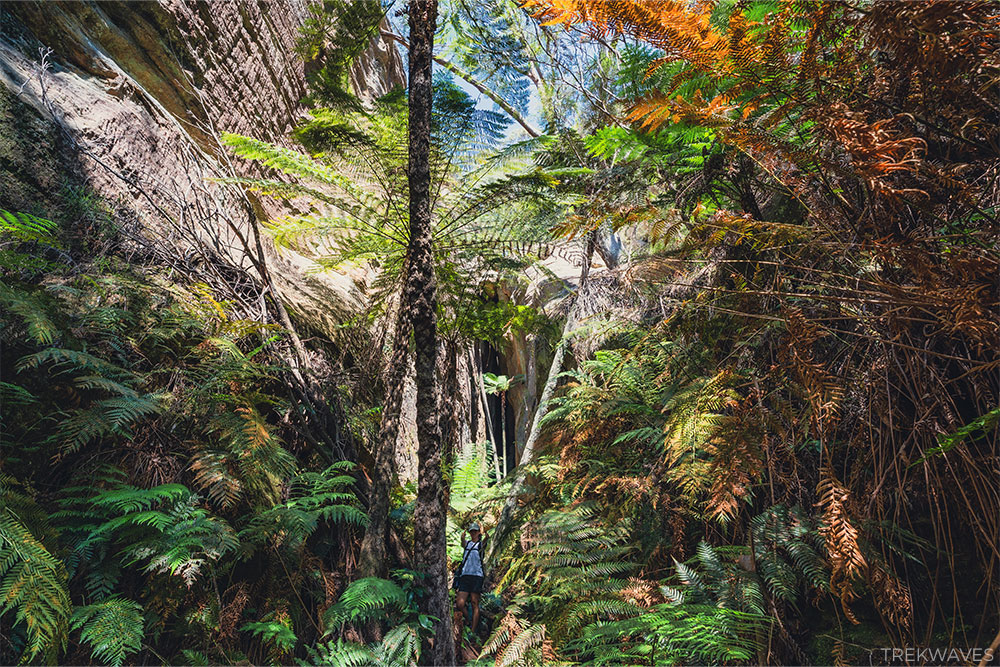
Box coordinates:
[817,466,867,624]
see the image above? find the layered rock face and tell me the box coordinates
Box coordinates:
[0,0,404,331]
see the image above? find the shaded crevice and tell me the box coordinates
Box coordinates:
[478,340,516,476]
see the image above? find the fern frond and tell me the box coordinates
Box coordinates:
[90,484,189,514]
[241,464,365,549]
[323,577,407,633]
[0,209,60,246]
[0,382,37,408]
[205,405,295,507]
[16,347,134,379]
[0,283,60,345]
[126,499,239,587]
[373,624,420,667]
[70,598,144,667]
[242,619,297,653]
[305,639,376,667]
[496,621,546,667]
[0,509,71,663]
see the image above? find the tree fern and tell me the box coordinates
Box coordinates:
[222,77,560,320]
[294,0,388,110]
[69,597,144,667]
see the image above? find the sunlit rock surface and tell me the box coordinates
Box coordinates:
[0,0,404,334]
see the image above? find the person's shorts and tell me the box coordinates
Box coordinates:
[455,575,484,593]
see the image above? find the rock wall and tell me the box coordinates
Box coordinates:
[0,0,405,332]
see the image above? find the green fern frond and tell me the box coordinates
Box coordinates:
[570,603,768,665]
[304,639,376,667]
[242,619,297,653]
[0,209,60,246]
[497,621,547,667]
[89,484,189,514]
[126,498,239,587]
[306,625,422,667]
[565,598,643,632]
[0,283,60,345]
[71,375,139,397]
[70,597,144,667]
[241,463,365,549]
[222,133,342,185]
[204,405,295,507]
[323,577,407,633]
[16,347,136,381]
[0,509,71,663]
[370,625,421,667]
[0,382,37,408]
[672,557,707,597]
[181,649,212,666]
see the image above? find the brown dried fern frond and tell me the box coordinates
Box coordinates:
[817,466,867,624]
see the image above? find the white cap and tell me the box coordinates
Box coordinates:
[469,522,481,531]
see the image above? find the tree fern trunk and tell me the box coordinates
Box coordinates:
[359,299,409,577]
[405,1,454,663]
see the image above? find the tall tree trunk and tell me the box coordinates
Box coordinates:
[359,299,410,577]
[405,1,454,663]
[490,233,596,559]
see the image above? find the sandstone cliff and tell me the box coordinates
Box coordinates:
[0,0,405,333]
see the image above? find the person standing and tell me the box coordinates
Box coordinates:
[454,522,486,642]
